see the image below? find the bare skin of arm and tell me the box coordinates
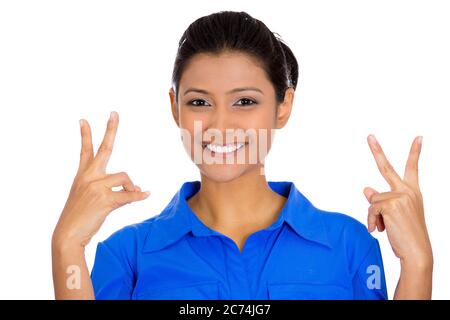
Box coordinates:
[51,111,150,299]
[364,135,433,299]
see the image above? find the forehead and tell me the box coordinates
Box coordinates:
[179,51,273,94]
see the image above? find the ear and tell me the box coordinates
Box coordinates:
[275,87,295,129]
[169,87,180,128]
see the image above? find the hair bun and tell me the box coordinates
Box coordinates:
[277,38,299,89]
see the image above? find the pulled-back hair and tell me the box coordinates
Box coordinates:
[171,11,299,104]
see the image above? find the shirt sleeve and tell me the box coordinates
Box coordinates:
[351,238,388,300]
[90,241,134,299]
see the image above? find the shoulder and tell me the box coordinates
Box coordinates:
[287,182,378,252]
[99,214,161,250]
[312,206,380,262]
[293,187,377,249]
[318,209,375,245]
[95,213,164,266]
[316,208,383,272]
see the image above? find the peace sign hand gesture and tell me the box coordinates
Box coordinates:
[52,112,150,249]
[363,135,433,268]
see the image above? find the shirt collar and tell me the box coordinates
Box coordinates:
[142,180,332,253]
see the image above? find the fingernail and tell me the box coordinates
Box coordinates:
[143,191,150,197]
[79,119,84,128]
[110,111,117,120]
[368,134,377,144]
[418,136,423,145]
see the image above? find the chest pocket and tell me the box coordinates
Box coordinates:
[135,281,220,300]
[268,282,353,300]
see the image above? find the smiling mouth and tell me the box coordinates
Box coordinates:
[202,142,248,154]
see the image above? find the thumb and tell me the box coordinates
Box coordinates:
[363,186,379,203]
[112,190,151,208]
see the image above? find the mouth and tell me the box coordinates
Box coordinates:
[202,141,248,155]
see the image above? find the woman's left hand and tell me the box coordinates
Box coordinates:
[363,135,433,267]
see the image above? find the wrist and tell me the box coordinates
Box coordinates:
[51,231,85,255]
[400,252,433,273]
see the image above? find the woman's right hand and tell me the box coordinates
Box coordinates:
[52,111,150,250]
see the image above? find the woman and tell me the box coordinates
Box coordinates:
[51,11,433,299]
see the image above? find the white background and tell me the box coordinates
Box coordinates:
[0,0,449,299]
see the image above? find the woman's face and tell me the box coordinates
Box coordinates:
[169,51,294,182]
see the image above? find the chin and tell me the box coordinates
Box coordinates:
[197,163,259,183]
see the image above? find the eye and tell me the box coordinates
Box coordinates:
[187,99,211,107]
[235,98,257,106]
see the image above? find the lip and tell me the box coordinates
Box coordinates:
[201,141,248,147]
[201,141,248,155]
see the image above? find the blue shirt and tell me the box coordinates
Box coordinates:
[91,181,388,300]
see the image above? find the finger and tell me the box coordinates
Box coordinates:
[366,190,402,204]
[364,187,400,203]
[101,172,135,192]
[375,215,382,232]
[376,215,385,232]
[367,135,403,190]
[364,187,383,232]
[364,187,388,232]
[363,186,379,203]
[93,111,119,173]
[117,185,141,193]
[403,136,422,186]
[78,119,94,174]
[367,203,384,233]
[111,189,151,208]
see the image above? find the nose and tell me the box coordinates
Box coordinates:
[207,103,236,132]
[203,103,244,145]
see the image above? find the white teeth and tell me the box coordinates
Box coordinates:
[206,142,245,154]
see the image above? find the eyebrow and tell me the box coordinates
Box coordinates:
[183,87,264,96]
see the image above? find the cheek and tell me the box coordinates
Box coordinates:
[242,105,277,129]
[177,112,197,160]
[178,122,207,164]
[178,110,201,147]
[247,126,274,162]
[241,109,277,154]
[178,108,211,136]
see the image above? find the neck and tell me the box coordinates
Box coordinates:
[188,166,286,231]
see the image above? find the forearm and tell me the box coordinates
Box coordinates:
[393,256,433,300]
[51,239,95,300]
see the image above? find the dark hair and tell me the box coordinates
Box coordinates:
[171,11,299,105]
